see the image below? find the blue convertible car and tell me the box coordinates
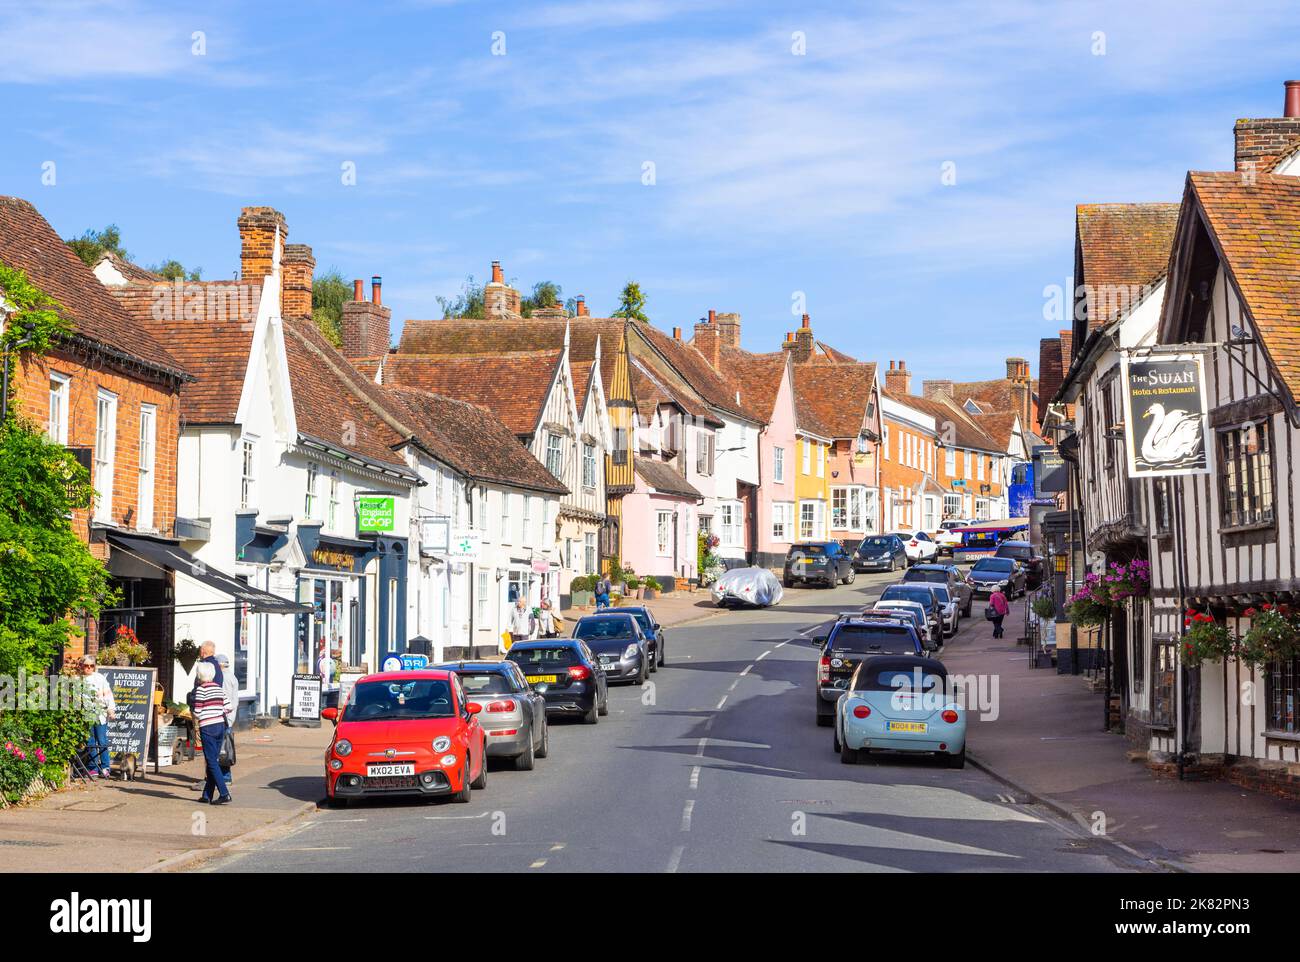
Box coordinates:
[833,654,966,768]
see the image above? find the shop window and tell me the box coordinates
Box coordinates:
[1152,637,1177,729]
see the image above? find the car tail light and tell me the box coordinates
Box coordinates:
[568,665,591,681]
[853,705,871,718]
[910,540,918,547]
[487,699,515,713]
[942,710,958,724]
[489,729,519,736]
[818,657,830,684]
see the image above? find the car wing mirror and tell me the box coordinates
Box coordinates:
[321,707,338,723]
[466,702,482,715]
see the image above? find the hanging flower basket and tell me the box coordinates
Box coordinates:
[1237,604,1300,670]
[174,639,201,674]
[1180,609,1235,667]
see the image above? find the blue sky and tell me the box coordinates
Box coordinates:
[2,0,1298,380]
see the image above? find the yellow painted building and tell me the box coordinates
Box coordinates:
[794,431,833,541]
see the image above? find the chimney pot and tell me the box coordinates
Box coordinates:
[801,313,810,328]
[353,278,364,301]
[673,326,682,340]
[786,331,795,342]
[1286,80,1300,119]
[371,275,382,306]
[491,261,504,284]
[708,309,716,325]
[576,295,588,317]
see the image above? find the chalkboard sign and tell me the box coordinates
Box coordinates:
[98,666,157,769]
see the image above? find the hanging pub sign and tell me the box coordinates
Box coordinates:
[1121,353,1211,477]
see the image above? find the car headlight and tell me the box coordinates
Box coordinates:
[333,739,352,757]
[624,643,639,660]
[440,754,458,767]
[432,736,451,753]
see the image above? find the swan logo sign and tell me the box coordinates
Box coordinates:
[1121,354,1211,477]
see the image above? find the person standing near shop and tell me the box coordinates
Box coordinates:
[193,661,232,805]
[537,599,558,638]
[508,597,535,646]
[79,655,116,778]
[989,587,1011,640]
[216,653,238,787]
[594,575,611,610]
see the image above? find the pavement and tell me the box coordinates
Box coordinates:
[559,584,725,629]
[944,595,1300,873]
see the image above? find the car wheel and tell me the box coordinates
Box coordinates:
[844,568,856,585]
[887,558,895,572]
[658,645,666,668]
[471,750,488,789]
[840,740,860,764]
[452,763,472,803]
[637,659,647,686]
[514,733,536,771]
[832,723,842,754]
[946,746,966,769]
[816,710,833,728]
[648,646,658,673]
[583,698,599,724]
[536,719,550,758]
[598,690,609,716]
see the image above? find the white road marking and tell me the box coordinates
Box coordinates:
[550,843,566,852]
[756,650,771,661]
[425,811,494,820]
[728,678,740,692]
[689,765,700,790]
[666,845,684,873]
[680,799,695,832]
[704,716,715,732]
[695,737,708,757]
[775,640,790,648]
[530,859,547,869]
[739,664,753,676]
[715,695,728,710]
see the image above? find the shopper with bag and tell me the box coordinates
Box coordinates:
[508,597,535,645]
[987,588,1011,639]
[192,661,233,805]
[216,653,238,786]
[594,576,612,610]
[78,655,116,778]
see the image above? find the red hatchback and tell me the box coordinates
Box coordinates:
[321,669,487,806]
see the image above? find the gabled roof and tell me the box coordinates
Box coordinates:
[1075,203,1180,327]
[112,280,261,424]
[1178,171,1300,403]
[791,362,879,440]
[372,350,565,438]
[635,458,702,499]
[970,411,1020,451]
[721,351,788,423]
[633,323,755,421]
[0,196,187,381]
[899,392,1001,453]
[629,355,719,425]
[96,251,162,284]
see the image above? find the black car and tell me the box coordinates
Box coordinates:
[436,661,549,770]
[853,534,909,573]
[506,640,609,724]
[813,616,924,726]
[902,563,974,617]
[966,556,1027,598]
[784,541,856,588]
[616,605,666,669]
[570,613,651,685]
[995,541,1044,590]
[878,583,946,647]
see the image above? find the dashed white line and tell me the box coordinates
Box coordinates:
[756,650,771,661]
[728,678,740,692]
[550,843,566,852]
[680,799,695,832]
[715,695,728,710]
[695,737,708,757]
[666,845,684,873]
[689,765,700,790]
[739,664,754,676]
[530,859,547,869]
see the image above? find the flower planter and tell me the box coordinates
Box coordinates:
[571,590,594,608]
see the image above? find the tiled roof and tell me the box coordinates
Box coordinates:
[1187,171,1300,402]
[0,196,186,380]
[1076,203,1180,326]
[635,457,702,499]
[112,280,260,424]
[97,252,162,284]
[814,341,858,364]
[634,323,755,421]
[375,350,564,438]
[383,387,567,495]
[1036,335,1066,424]
[947,377,1038,415]
[897,391,1000,453]
[791,362,878,440]
[970,411,1019,450]
[721,351,787,423]
[630,355,718,425]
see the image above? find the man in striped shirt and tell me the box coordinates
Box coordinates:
[192,661,232,804]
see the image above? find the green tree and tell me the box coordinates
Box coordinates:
[521,281,563,317]
[611,281,648,322]
[311,268,351,347]
[65,225,129,268]
[0,264,114,677]
[437,275,486,319]
[148,259,202,282]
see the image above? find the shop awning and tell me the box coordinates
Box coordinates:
[106,531,310,615]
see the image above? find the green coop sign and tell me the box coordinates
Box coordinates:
[357,496,396,532]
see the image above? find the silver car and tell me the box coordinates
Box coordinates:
[438,661,549,770]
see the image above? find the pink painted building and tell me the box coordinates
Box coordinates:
[727,353,798,568]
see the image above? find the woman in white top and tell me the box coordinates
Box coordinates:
[79,655,117,778]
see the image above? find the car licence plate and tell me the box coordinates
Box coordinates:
[366,762,415,777]
[887,721,927,733]
[527,674,557,684]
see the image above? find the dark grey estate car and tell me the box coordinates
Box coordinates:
[783,542,855,588]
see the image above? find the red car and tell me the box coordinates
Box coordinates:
[321,669,487,807]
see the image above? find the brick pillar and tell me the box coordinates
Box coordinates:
[884,360,912,395]
[282,244,314,318]
[238,207,287,285]
[791,314,814,363]
[341,280,392,358]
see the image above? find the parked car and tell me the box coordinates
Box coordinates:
[853,534,909,573]
[890,530,939,565]
[570,613,651,685]
[870,600,934,649]
[966,556,1027,598]
[506,640,609,724]
[783,541,855,588]
[321,669,487,806]
[812,616,924,726]
[833,655,967,768]
[995,540,1045,590]
[617,605,666,669]
[902,563,973,617]
[927,584,961,638]
[712,566,784,607]
[879,583,945,641]
[437,661,549,771]
[934,520,974,557]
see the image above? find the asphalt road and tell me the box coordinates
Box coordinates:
[209,573,1137,873]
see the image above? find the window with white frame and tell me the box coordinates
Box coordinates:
[718,502,743,548]
[943,493,962,518]
[863,488,879,533]
[945,445,956,476]
[831,488,848,529]
[433,466,446,516]
[522,495,532,546]
[545,432,564,477]
[773,446,785,483]
[817,442,825,478]
[478,487,489,537]
[500,491,512,543]
[452,479,463,529]
[93,390,117,523]
[584,532,597,574]
[798,500,824,541]
[48,374,69,445]
[977,452,985,481]
[883,424,890,460]
[964,449,972,477]
[240,436,257,510]
[476,568,491,627]
[975,498,991,521]
[802,439,811,474]
[923,496,938,531]
[582,442,596,488]
[771,502,792,541]
[304,463,319,519]
[656,511,672,555]
[327,472,340,529]
[137,405,156,529]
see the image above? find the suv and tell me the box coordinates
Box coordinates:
[783,542,855,588]
[853,534,909,573]
[902,563,973,617]
[890,530,939,565]
[813,616,923,726]
[995,541,1044,590]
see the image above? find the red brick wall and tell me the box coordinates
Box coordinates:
[282,243,314,319]
[1234,118,1300,172]
[341,300,392,358]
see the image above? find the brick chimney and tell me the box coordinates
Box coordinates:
[575,295,589,317]
[484,260,521,319]
[1234,80,1300,172]
[341,276,391,359]
[922,379,954,399]
[281,244,314,319]
[715,311,741,349]
[238,207,287,286]
[885,359,912,395]
[672,326,682,341]
[787,313,814,363]
[1005,356,1028,382]
[693,314,721,370]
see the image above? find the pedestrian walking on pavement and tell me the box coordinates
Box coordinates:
[594,576,611,610]
[79,655,116,778]
[215,653,238,786]
[192,661,232,805]
[537,599,558,638]
[989,588,1010,639]
[508,597,535,646]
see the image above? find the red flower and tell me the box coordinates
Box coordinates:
[1244,607,1258,617]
